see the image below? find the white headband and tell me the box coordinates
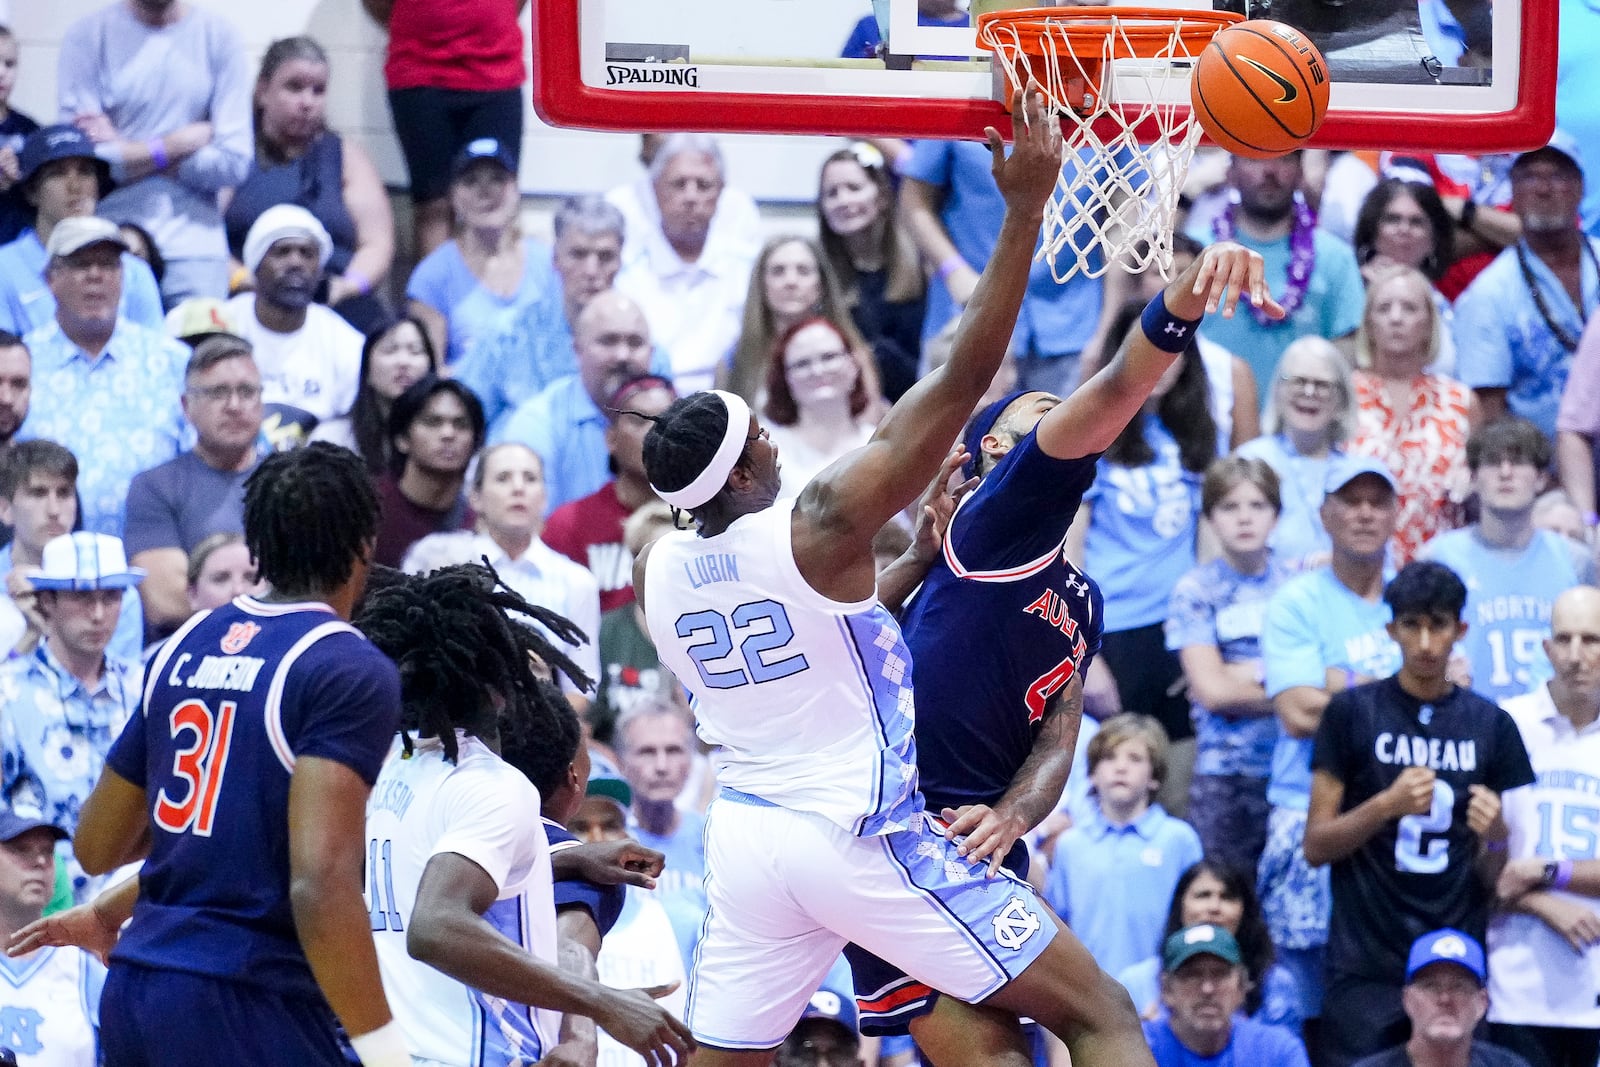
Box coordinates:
[651,390,752,511]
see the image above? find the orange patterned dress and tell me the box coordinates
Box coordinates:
[1349,371,1471,564]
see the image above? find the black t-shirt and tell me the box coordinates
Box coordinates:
[1351,1041,1531,1067]
[1312,677,1536,981]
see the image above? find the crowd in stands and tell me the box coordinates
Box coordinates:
[1,1,1600,1066]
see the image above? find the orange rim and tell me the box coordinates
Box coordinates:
[975,7,1244,58]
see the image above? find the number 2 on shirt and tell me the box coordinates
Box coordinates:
[1395,779,1455,874]
[153,699,237,837]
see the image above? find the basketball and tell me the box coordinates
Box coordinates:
[1190,20,1331,159]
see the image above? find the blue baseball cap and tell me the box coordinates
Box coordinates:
[1405,928,1486,986]
[0,806,67,845]
[798,983,860,1035]
[18,124,111,188]
[1323,454,1399,498]
[451,137,518,181]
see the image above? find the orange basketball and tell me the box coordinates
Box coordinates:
[1190,20,1331,159]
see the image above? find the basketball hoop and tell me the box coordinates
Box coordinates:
[975,7,1244,283]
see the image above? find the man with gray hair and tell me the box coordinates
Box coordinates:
[18,216,187,536]
[224,204,363,439]
[610,134,759,392]
[457,194,670,435]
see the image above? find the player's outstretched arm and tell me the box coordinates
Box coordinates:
[792,86,1060,595]
[409,854,694,1064]
[8,873,138,964]
[74,769,152,876]
[546,909,606,1067]
[942,673,1085,877]
[288,756,408,1067]
[1032,242,1281,463]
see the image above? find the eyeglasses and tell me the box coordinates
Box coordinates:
[1279,375,1337,398]
[747,427,770,444]
[1511,167,1581,188]
[189,384,263,404]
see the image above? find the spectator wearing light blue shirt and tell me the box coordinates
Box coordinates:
[0,125,165,337]
[1455,132,1600,440]
[1257,454,1402,1028]
[406,138,554,365]
[0,440,144,664]
[1045,714,1203,979]
[456,195,671,437]
[495,291,657,514]
[18,218,188,537]
[899,137,1121,396]
[1167,456,1295,876]
[1187,153,1366,390]
[1235,336,1354,568]
[0,531,143,901]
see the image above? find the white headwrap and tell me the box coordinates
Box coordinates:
[242,204,334,275]
[650,391,752,511]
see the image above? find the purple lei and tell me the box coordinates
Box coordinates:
[1212,190,1317,327]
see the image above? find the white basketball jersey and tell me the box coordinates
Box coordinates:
[0,947,100,1067]
[643,498,921,836]
[1489,685,1600,1028]
[366,734,560,1065]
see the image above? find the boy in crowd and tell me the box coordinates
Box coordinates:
[1045,714,1203,978]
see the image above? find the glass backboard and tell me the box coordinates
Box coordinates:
[532,0,1554,151]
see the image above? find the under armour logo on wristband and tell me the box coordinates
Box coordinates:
[1165,323,1188,336]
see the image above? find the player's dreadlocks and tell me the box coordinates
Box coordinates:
[354,562,593,764]
[498,677,583,803]
[638,392,753,524]
[243,442,380,596]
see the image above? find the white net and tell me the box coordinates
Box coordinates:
[978,11,1222,284]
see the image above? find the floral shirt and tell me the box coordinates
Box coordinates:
[18,318,188,536]
[1350,371,1471,564]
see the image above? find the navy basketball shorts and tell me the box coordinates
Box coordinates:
[101,962,350,1066]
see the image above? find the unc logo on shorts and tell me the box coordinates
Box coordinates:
[992,895,1042,951]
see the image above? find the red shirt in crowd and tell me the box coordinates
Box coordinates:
[385,0,525,92]
[542,481,636,613]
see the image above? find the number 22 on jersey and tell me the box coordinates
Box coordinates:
[675,600,810,689]
[153,699,237,836]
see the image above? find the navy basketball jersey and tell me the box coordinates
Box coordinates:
[105,596,400,998]
[902,430,1104,817]
[545,819,626,937]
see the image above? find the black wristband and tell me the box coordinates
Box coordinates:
[1459,199,1478,231]
[1140,294,1202,354]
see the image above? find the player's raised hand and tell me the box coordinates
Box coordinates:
[1383,767,1436,820]
[910,445,977,564]
[1173,241,1284,321]
[595,986,695,1067]
[988,82,1063,213]
[940,804,1029,879]
[563,839,667,890]
[1466,784,1508,842]
[7,898,120,965]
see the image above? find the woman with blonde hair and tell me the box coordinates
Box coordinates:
[718,235,876,404]
[1348,265,1472,562]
